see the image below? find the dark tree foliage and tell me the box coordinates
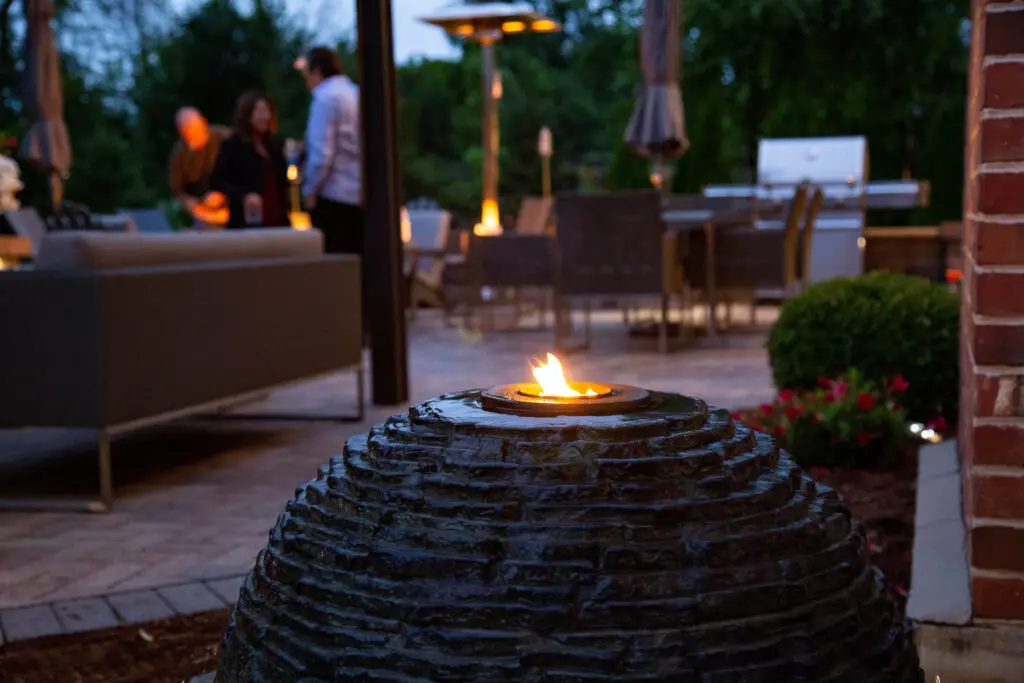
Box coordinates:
[0,0,969,225]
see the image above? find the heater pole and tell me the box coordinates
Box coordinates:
[480,37,500,227]
[358,0,409,406]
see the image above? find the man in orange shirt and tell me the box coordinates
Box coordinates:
[169,107,230,226]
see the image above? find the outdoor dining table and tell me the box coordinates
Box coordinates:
[662,204,784,339]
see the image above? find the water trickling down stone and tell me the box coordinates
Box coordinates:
[216,390,922,682]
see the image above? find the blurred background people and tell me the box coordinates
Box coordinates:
[210,91,289,229]
[301,46,362,255]
[169,107,230,227]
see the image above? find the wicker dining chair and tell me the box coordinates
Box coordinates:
[554,190,684,353]
[797,185,825,290]
[440,232,557,332]
[514,196,554,236]
[681,182,814,327]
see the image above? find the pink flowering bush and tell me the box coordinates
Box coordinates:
[735,369,919,469]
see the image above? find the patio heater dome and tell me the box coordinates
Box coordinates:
[217,356,922,682]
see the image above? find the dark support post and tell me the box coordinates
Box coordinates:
[357,0,409,406]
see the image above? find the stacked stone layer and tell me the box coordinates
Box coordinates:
[217,390,922,682]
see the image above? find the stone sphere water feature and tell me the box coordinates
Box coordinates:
[216,386,922,682]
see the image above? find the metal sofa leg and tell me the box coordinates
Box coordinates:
[0,431,115,513]
[98,431,114,511]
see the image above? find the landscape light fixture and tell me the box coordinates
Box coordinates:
[421,3,560,236]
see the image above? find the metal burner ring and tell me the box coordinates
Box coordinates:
[480,382,654,416]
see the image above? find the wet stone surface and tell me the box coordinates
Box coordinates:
[217,390,923,682]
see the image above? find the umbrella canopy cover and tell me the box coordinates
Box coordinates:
[20,0,71,179]
[625,0,688,159]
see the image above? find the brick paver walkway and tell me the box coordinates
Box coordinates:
[0,309,776,641]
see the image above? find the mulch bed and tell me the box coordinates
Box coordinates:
[0,411,922,681]
[0,609,229,683]
[810,462,917,602]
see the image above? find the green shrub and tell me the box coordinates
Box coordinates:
[766,272,959,422]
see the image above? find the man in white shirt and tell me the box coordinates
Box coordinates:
[301,46,363,255]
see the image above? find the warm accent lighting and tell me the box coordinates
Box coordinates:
[401,207,412,243]
[502,20,525,32]
[455,23,474,35]
[287,165,298,182]
[909,422,944,444]
[473,198,503,236]
[192,191,230,226]
[531,353,597,398]
[290,212,311,231]
[531,19,558,32]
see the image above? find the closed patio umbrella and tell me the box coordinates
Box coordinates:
[624,0,687,190]
[20,0,71,208]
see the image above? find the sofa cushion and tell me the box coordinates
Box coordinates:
[34,228,325,271]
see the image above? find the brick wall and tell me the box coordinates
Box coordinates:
[962,0,1024,621]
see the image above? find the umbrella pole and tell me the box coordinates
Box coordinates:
[651,154,673,205]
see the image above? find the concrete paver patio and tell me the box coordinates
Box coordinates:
[0,308,776,635]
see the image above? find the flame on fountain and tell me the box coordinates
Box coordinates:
[531,353,597,398]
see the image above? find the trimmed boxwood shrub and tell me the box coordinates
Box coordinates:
[766,272,959,422]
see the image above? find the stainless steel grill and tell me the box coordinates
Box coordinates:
[702,136,930,283]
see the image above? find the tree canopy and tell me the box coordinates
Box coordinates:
[0,0,969,226]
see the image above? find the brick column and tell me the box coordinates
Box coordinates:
[962,0,1024,621]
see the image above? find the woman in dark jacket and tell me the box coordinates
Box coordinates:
[210,91,290,229]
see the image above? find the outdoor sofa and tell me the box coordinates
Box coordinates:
[0,228,363,512]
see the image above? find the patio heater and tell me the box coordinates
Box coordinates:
[421,3,560,236]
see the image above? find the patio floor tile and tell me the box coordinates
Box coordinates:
[106,590,176,625]
[0,604,63,642]
[52,598,119,634]
[0,309,775,615]
[157,583,225,616]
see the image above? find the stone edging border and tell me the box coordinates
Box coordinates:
[0,573,246,647]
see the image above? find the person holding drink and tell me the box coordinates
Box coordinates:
[210,91,290,229]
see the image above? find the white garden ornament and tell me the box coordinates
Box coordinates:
[0,155,24,212]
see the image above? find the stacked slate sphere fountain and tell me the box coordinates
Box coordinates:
[217,362,923,682]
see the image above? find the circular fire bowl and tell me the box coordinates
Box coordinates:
[217,389,923,683]
[481,381,653,416]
